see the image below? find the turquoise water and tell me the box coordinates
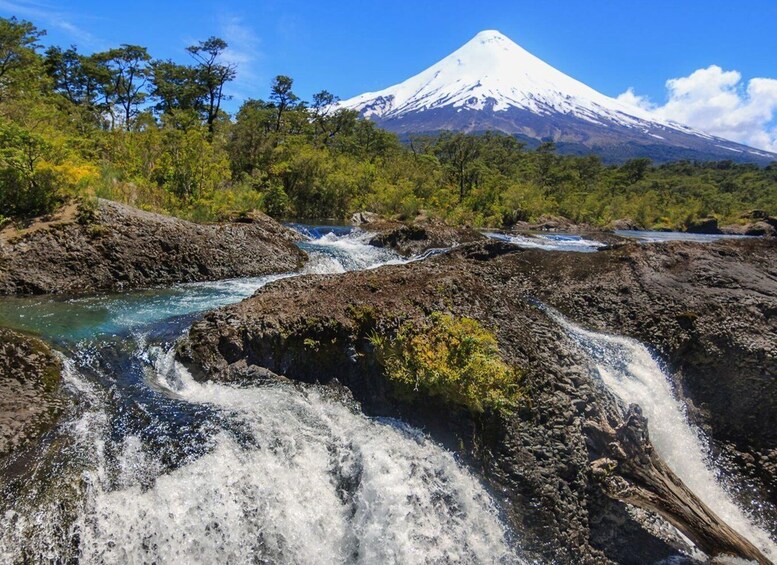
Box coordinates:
[0,227,400,343]
[0,227,523,564]
[0,275,289,342]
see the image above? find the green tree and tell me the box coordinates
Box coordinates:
[0,17,44,97]
[228,98,277,176]
[149,59,202,118]
[269,75,300,132]
[0,119,61,217]
[310,90,357,145]
[95,44,151,130]
[622,157,652,184]
[44,46,111,129]
[435,132,482,201]
[186,37,236,134]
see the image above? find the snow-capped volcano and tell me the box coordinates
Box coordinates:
[339,30,776,163]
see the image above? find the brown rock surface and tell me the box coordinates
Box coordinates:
[0,328,63,458]
[179,238,776,563]
[0,200,307,295]
[365,218,486,256]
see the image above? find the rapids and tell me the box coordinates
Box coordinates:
[545,306,777,561]
[2,226,774,563]
[0,228,520,564]
[483,231,606,252]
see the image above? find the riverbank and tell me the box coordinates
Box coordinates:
[0,200,307,295]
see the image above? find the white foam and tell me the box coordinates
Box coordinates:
[547,308,776,560]
[67,351,521,564]
[484,231,606,252]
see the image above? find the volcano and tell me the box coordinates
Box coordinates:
[338,30,777,163]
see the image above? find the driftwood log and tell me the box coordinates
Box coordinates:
[587,403,769,564]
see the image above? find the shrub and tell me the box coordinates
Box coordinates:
[370,312,521,414]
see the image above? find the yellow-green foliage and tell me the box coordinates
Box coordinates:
[2,15,776,225]
[371,312,521,414]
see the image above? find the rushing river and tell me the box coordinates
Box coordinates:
[1,226,773,563]
[545,306,777,561]
[0,229,520,564]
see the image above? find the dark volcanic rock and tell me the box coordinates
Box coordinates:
[0,328,63,458]
[365,218,485,256]
[511,238,777,509]
[0,200,307,295]
[512,214,590,233]
[179,238,776,563]
[684,217,721,234]
[607,218,643,231]
[721,218,777,237]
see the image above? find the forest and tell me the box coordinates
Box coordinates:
[1,16,776,229]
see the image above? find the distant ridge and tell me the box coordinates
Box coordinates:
[339,31,777,164]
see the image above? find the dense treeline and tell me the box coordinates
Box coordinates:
[1,16,775,227]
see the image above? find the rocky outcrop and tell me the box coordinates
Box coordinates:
[510,237,777,511]
[179,238,776,563]
[721,221,776,236]
[0,328,63,458]
[607,218,642,231]
[721,211,777,237]
[350,211,381,226]
[512,214,591,233]
[684,217,721,234]
[0,200,307,295]
[365,218,485,256]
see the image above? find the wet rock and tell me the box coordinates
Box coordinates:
[684,217,721,234]
[512,237,777,511]
[513,214,589,233]
[180,238,776,563]
[0,328,63,458]
[350,211,381,225]
[365,218,485,256]
[587,404,767,563]
[721,221,776,237]
[0,200,307,295]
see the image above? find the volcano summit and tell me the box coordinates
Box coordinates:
[339,30,776,163]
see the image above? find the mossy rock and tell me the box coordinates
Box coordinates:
[0,328,64,458]
[370,312,523,414]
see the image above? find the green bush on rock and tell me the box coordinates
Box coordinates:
[370,312,521,414]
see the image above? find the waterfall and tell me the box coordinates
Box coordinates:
[544,306,776,560]
[0,346,520,563]
[0,229,520,564]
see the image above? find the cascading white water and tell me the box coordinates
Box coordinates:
[72,348,518,564]
[2,348,521,564]
[545,307,777,560]
[0,228,521,564]
[483,232,606,253]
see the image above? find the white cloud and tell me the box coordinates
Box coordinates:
[0,0,102,47]
[615,87,655,112]
[618,65,777,153]
[217,15,264,102]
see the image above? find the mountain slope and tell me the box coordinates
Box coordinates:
[339,31,777,164]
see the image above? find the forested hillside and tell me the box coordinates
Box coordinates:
[1,17,775,228]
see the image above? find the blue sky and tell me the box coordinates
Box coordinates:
[2,0,777,149]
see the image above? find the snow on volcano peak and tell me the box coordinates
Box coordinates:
[340,29,658,127]
[336,30,777,163]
